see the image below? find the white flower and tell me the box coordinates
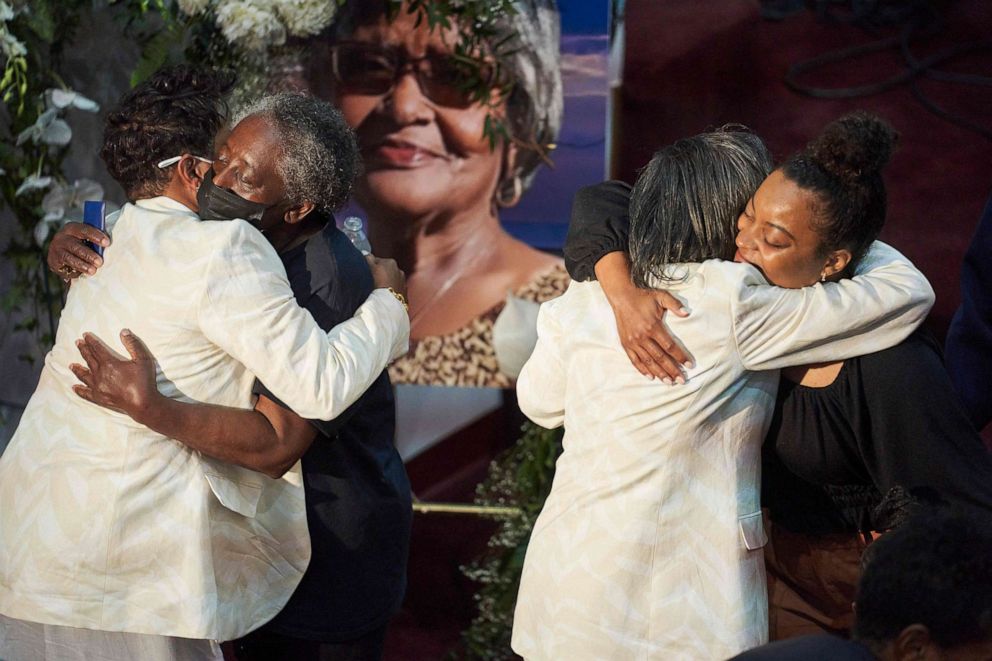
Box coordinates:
[16,108,72,146]
[15,174,52,197]
[41,178,104,222]
[46,88,99,112]
[215,0,285,52]
[177,0,211,16]
[0,28,25,58]
[0,1,14,22]
[34,218,53,246]
[276,0,336,37]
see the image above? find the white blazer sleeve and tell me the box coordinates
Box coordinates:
[517,300,566,429]
[197,221,410,421]
[732,241,935,371]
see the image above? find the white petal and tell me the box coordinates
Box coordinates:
[71,93,99,112]
[41,184,70,214]
[15,125,36,145]
[42,209,65,222]
[33,220,52,246]
[37,107,59,126]
[40,118,72,146]
[72,178,104,203]
[49,88,74,109]
[15,175,53,197]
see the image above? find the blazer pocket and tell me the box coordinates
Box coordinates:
[738,510,768,551]
[201,456,266,519]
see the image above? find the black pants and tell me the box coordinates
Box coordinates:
[233,624,388,661]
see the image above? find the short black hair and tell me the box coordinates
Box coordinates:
[628,126,773,287]
[781,111,898,273]
[101,65,236,199]
[854,508,992,648]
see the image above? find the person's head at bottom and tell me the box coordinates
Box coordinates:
[853,508,992,661]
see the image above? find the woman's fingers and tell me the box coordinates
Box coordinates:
[639,338,686,383]
[624,347,652,378]
[652,289,689,318]
[647,321,692,369]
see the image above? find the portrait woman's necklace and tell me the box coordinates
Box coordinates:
[408,234,500,329]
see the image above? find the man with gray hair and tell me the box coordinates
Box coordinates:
[58,92,413,660]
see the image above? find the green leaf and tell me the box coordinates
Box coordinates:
[24,2,57,42]
[130,28,173,87]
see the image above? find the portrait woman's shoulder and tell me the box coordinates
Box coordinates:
[511,245,569,304]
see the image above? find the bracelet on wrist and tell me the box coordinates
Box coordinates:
[384,287,408,311]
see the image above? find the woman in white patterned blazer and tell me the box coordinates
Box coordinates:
[0,66,408,660]
[511,126,933,660]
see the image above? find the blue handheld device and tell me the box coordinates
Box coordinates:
[82,200,106,258]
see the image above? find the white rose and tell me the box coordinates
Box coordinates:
[276,0,336,38]
[215,0,285,52]
[176,0,211,16]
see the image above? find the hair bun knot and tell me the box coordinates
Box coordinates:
[807,111,898,182]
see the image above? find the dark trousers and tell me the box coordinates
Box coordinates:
[233,624,388,661]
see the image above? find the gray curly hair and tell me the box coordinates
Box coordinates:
[233,92,360,211]
[322,0,563,195]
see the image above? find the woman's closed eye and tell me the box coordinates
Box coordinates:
[762,231,790,249]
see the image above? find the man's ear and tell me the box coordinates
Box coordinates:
[283,201,316,225]
[891,624,938,661]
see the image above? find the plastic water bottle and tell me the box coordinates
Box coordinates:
[342,216,372,255]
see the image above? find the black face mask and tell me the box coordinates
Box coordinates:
[196,169,270,223]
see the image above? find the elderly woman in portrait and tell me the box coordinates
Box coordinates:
[301,0,566,387]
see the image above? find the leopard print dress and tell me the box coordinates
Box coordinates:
[388,264,570,387]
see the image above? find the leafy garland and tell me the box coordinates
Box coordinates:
[0,0,525,362]
[456,422,563,660]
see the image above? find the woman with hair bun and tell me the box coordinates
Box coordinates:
[513,122,935,660]
[564,111,992,643]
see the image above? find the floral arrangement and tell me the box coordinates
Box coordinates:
[179,0,338,52]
